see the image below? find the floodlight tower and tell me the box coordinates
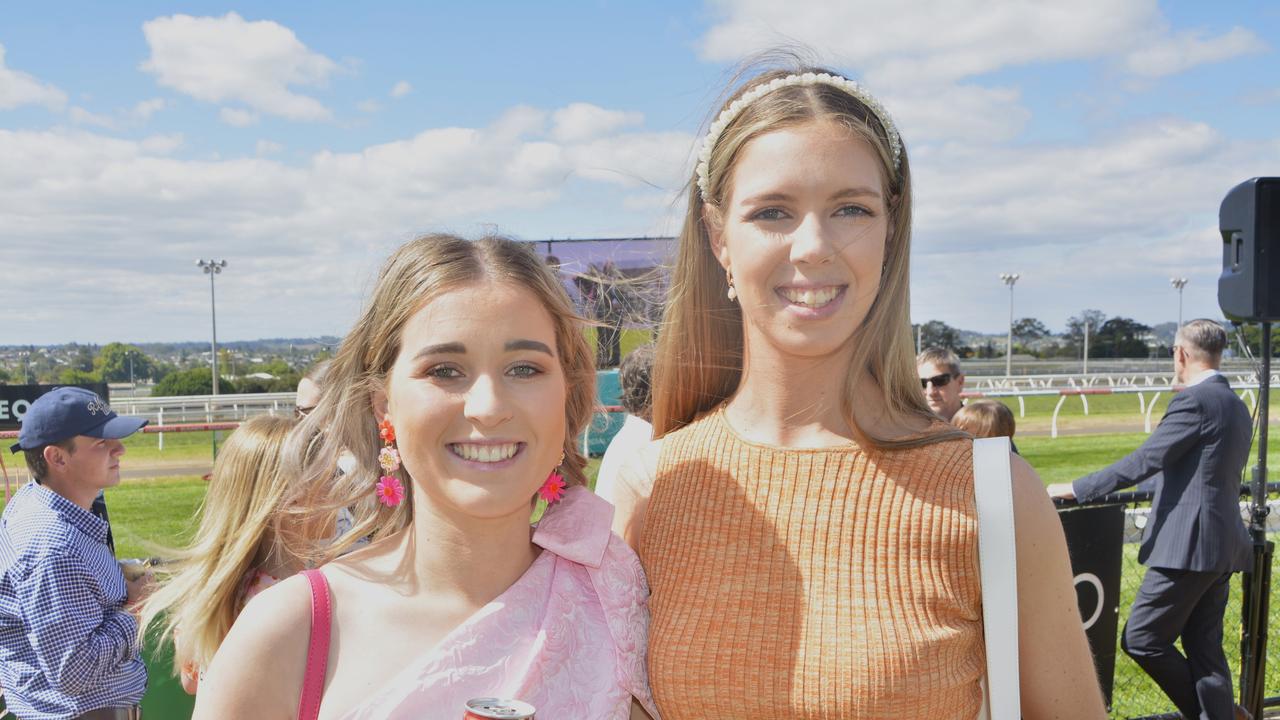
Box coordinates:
[196,259,228,396]
[1170,277,1188,329]
[999,273,1020,377]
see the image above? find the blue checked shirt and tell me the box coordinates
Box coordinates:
[0,481,146,719]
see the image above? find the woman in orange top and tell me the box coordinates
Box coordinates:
[612,58,1106,719]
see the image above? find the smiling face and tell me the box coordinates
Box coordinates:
[708,120,889,363]
[375,279,567,520]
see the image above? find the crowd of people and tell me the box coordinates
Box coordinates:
[0,56,1259,720]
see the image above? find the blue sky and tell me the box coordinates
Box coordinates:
[2,1,1278,344]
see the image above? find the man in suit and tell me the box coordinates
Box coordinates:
[1048,319,1253,720]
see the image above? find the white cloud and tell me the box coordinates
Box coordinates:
[69,106,117,129]
[912,119,1236,244]
[907,121,1280,330]
[390,80,412,98]
[886,84,1030,144]
[140,134,184,154]
[0,101,696,341]
[255,139,283,156]
[1124,27,1268,78]
[219,107,259,127]
[551,103,645,143]
[698,0,1268,147]
[3,86,1275,341]
[132,98,166,120]
[700,0,1155,84]
[0,43,67,110]
[357,98,381,113]
[140,12,337,121]
[567,131,693,189]
[68,98,167,130]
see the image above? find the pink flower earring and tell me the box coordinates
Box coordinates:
[375,418,405,507]
[538,452,567,504]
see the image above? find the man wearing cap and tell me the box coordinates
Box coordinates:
[1,387,151,720]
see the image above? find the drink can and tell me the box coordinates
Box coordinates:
[463,697,536,719]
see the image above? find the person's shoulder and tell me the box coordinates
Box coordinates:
[1,498,77,570]
[1181,373,1232,401]
[1199,373,1242,401]
[228,571,314,644]
[195,572,313,718]
[614,437,663,493]
[882,428,974,472]
[205,573,313,680]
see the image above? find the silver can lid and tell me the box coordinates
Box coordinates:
[464,697,536,718]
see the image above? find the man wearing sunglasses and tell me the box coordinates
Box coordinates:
[917,347,966,422]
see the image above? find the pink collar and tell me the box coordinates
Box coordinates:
[531,485,615,568]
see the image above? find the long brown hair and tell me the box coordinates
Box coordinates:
[654,58,963,449]
[281,234,596,563]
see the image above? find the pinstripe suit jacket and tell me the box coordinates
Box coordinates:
[1072,373,1252,573]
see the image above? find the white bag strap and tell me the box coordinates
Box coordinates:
[973,436,1020,719]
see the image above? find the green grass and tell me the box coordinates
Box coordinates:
[119,428,229,463]
[980,391,1279,436]
[0,475,209,560]
[1019,430,1280,485]
[102,476,208,559]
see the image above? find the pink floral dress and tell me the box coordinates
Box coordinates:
[341,486,658,719]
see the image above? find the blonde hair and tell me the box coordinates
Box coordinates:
[951,401,1016,440]
[654,57,964,449]
[139,414,296,675]
[281,234,596,563]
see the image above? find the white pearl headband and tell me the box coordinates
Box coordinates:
[695,72,902,202]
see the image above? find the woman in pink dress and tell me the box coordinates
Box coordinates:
[194,235,658,720]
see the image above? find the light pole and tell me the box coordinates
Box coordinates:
[196,259,228,395]
[1083,320,1090,374]
[999,273,1020,377]
[1170,277,1188,329]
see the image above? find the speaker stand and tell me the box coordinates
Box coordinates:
[1240,321,1273,717]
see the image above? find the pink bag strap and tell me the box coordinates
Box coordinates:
[298,568,332,720]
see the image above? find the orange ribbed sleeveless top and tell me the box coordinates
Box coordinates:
[640,409,985,719]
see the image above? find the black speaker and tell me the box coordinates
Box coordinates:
[1219,177,1280,322]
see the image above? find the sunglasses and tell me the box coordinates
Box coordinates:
[920,373,953,389]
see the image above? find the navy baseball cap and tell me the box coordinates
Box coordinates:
[9,387,148,453]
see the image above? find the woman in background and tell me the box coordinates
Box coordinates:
[139,413,300,694]
[952,400,1017,442]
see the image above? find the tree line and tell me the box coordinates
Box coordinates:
[0,342,312,395]
[916,310,1275,359]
